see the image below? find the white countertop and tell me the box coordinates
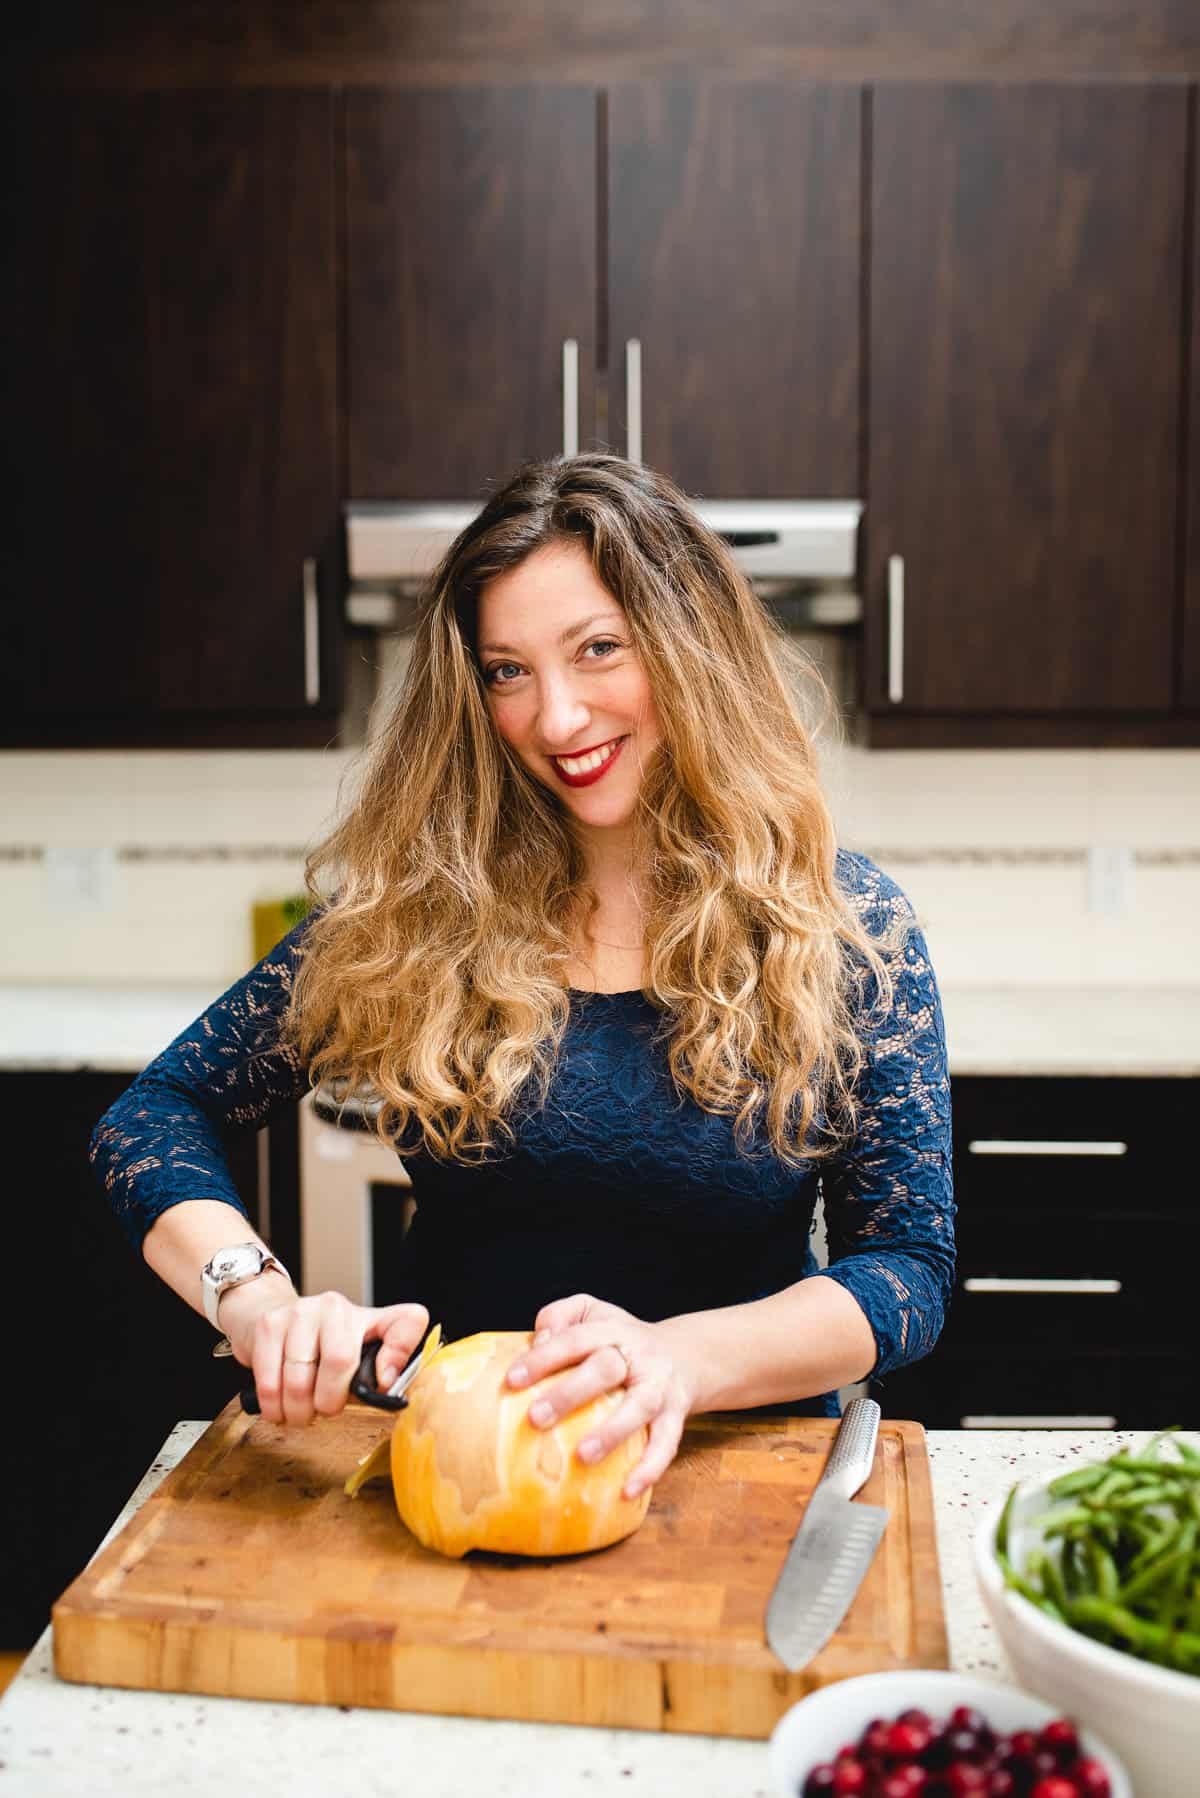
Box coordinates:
[1,981,1197,1076]
[0,1425,1141,1797]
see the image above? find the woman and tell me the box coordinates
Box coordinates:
[91,454,954,1504]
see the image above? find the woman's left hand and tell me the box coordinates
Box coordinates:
[504,1293,700,1499]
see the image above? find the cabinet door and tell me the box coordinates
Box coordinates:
[346,87,596,499]
[2,91,339,733]
[607,83,861,498]
[1182,129,1200,712]
[866,84,1188,714]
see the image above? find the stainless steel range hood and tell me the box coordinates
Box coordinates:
[345,499,863,628]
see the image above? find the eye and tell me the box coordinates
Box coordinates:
[583,638,621,661]
[483,661,523,687]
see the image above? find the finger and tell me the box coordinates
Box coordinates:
[368,1303,430,1390]
[574,1381,668,1470]
[622,1402,686,1500]
[523,1344,635,1431]
[531,1293,609,1336]
[506,1323,616,1392]
[310,1297,364,1418]
[250,1301,292,1424]
[280,1297,327,1427]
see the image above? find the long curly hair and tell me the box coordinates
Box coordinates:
[286,454,898,1165]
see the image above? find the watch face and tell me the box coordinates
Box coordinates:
[212,1245,261,1283]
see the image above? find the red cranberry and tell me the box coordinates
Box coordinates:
[944,1767,989,1795]
[1038,1720,1079,1766]
[882,1774,930,1798]
[899,1708,935,1730]
[950,1707,990,1736]
[1072,1762,1112,1798]
[1029,1780,1078,1798]
[886,1721,933,1760]
[832,1760,867,1795]
[945,1729,985,1763]
[986,1774,1018,1797]
[1007,1731,1038,1764]
[803,1767,838,1797]
[861,1722,892,1757]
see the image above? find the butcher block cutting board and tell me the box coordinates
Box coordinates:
[53,1402,947,1737]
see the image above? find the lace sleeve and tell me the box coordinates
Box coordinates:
[817,853,956,1379]
[88,918,314,1252]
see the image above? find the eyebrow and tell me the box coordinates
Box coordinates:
[478,611,625,657]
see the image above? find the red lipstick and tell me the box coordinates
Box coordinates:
[550,735,627,788]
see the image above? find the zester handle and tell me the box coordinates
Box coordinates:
[815,1397,881,1501]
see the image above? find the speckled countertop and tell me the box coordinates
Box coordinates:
[0,1426,1142,1798]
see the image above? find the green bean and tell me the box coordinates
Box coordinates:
[1087,1537,1121,1601]
[1119,1545,1196,1607]
[1086,1469,1135,1507]
[1108,1455,1200,1481]
[1066,1596,1200,1667]
[1049,1465,1110,1498]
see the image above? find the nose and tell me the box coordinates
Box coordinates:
[536,669,590,749]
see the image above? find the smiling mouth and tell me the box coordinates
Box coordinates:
[550,736,627,787]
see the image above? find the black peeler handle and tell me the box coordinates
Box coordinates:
[239,1338,412,1415]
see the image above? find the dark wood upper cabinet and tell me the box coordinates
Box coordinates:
[607,83,861,498]
[865,83,1189,717]
[345,87,597,501]
[3,90,339,741]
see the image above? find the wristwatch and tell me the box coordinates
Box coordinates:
[201,1242,291,1331]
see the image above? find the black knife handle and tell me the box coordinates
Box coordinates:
[238,1338,411,1414]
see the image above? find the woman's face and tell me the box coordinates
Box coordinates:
[476,540,661,837]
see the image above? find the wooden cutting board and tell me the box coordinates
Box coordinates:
[53,1402,947,1737]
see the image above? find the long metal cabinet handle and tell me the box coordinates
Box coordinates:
[625,338,642,463]
[562,339,579,457]
[302,557,321,705]
[887,554,904,703]
[967,1139,1127,1157]
[961,1415,1118,1430]
[963,1277,1122,1295]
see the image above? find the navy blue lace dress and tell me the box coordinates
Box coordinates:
[90,850,954,1416]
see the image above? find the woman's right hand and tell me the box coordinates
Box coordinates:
[219,1279,430,1427]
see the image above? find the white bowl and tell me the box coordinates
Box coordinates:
[769,1668,1130,1798]
[975,1477,1200,1798]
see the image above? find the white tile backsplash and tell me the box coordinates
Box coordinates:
[1,746,1197,988]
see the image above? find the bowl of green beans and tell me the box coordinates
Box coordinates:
[974,1430,1200,1798]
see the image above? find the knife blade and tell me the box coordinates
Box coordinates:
[765,1396,888,1670]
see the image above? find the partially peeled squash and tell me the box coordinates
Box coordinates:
[347,1329,652,1558]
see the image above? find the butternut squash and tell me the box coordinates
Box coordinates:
[347,1329,652,1558]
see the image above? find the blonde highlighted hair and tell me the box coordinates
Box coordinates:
[286,454,899,1165]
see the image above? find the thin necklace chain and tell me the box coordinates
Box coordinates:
[587,936,643,951]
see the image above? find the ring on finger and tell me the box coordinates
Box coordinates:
[607,1342,634,1383]
[285,1355,319,1365]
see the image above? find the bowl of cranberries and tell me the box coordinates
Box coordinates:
[768,1670,1130,1798]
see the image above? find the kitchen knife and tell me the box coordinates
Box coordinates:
[765,1396,888,1670]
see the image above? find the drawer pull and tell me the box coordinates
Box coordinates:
[302,557,321,705]
[887,554,904,703]
[961,1415,1118,1430]
[625,337,642,463]
[967,1139,1127,1157]
[963,1277,1122,1296]
[561,338,579,456]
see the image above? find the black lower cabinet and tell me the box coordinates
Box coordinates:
[870,1075,1197,1434]
[1,1072,270,1650]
